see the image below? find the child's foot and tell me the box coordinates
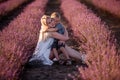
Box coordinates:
[53,58,60,65]
[59,59,65,65]
[65,59,72,66]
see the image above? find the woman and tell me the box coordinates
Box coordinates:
[29,15,69,65]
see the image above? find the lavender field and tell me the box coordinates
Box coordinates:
[0,0,120,80]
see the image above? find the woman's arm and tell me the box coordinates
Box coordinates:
[51,32,69,41]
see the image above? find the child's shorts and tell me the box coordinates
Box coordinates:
[51,40,65,50]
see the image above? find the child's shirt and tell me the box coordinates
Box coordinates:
[56,23,65,34]
[51,23,65,49]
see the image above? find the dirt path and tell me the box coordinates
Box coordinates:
[21,0,84,80]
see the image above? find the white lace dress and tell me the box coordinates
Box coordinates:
[29,31,54,65]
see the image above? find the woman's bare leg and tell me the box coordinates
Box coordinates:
[60,47,70,59]
[65,45,83,60]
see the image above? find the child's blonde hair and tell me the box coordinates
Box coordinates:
[51,12,61,20]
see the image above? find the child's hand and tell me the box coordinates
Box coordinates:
[47,28,58,32]
[58,41,65,45]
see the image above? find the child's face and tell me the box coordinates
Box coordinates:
[47,18,56,28]
[54,17,59,24]
[51,16,60,24]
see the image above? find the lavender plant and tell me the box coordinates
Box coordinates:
[61,0,120,80]
[0,0,48,79]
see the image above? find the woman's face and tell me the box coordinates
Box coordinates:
[47,18,56,28]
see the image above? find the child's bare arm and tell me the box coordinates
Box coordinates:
[46,28,58,32]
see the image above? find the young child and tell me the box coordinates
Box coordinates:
[50,12,72,65]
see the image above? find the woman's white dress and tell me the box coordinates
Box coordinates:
[29,32,54,65]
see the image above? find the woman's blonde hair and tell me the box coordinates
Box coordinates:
[39,15,51,41]
[41,15,50,26]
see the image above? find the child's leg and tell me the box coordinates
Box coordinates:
[49,50,55,60]
[59,43,72,65]
[52,48,65,65]
[53,48,60,60]
[59,47,70,59]
[60,47,72,65]
[51,39,59,61]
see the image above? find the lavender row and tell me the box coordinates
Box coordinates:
[61,0,120,80]
[82,0,120,17]
[0,0,28,17]
[0,0,48,79]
